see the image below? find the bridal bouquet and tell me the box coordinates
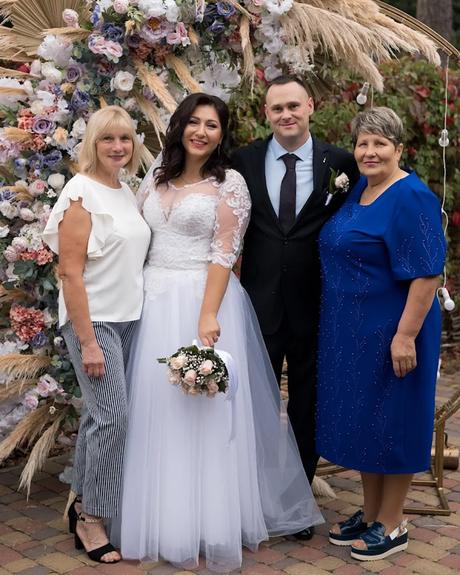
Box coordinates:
[158,344,229,397]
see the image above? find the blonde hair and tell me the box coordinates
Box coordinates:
[78,106,141,175]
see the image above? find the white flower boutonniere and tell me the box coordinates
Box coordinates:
[325,169,350,206]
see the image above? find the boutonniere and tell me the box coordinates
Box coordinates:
[325,169,350,206]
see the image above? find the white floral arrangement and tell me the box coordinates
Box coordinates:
[325,170,350,206]
[158,343,229,397]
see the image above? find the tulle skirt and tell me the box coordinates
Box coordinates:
[111,268,323,572]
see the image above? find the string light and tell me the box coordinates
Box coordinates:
[437,56,455,312]
[356,82,369,105]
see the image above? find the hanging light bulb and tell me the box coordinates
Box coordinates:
[438,128,449,147]
[356,82,369,105]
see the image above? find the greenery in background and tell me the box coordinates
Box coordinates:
[229,56,460,301]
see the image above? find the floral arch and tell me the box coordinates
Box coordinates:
[0,0,458,489]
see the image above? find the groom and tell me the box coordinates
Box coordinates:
[233,75,359,538]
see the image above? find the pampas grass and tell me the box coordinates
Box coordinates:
[0,354,51,382]
[240,16,255,82]
[166,54,201,94]
[0,378,37,402]
[312,475,337,499]
[134,60,177,114]
[18,407,69,496]
[0,404,50,465]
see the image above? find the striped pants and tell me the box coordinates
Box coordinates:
[62,320,137,518]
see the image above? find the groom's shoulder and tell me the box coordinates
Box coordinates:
[314,137,352,159]
[233,137,268,161]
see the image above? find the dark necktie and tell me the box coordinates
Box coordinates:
[279,153,299,233]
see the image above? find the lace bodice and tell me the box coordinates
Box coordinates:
[142,169,251,273]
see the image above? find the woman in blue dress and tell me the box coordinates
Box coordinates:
[316,107,446,561]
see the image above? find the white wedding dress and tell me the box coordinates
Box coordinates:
[112,169,323,572]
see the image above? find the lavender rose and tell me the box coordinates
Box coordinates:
[70,89,90,111]
[216,2,236,18]
[32,116,56,135]
[101,23,125,43]
[66,64,82,83]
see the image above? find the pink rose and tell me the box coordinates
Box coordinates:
[199,359,214,376]
[3,245,18,262]
[113,0,130,14]
[168,371,181,385]
[12,237,28,251]
[170,354,187,370]
[19,208,35,222]
[183,369,197,386]
[24,394,39,410]
[29,179,47,197]
[207,380,219,394]
[63,9,79,28]
[104,40,124,62]
[37,374,58,397]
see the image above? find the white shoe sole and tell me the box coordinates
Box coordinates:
[329,536,356,546]
[351,541,408,561]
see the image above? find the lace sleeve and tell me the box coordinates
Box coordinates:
[210,169,251,269]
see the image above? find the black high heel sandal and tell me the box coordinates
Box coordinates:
[74,513,120,563]
[68,497,81,534]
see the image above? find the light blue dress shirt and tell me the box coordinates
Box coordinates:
[265,136,314,217]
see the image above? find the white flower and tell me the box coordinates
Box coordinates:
[42,309,56,328]
[110,70,136,92]
[49,406,57,415]
[41,62,63,84]
[71,118,87,140]
[36,90,56,107]
[38,35,73,68]
[0,78,27,109]
[19,208,35,222]
[5,263,18,281]
[30,60,42,76]
[0,201,18,219]
[335,172,350,189]
[0,225,9,238]
[30,100,45,115]
[48,173,66,190]
[138,0,166,18]
[62,8,79,27]
[12,237,28,251]
[196,59,241,102]
[264,0,293,16]
[164,0,180,22]
[113,0,130,13]
[263,35,284,55]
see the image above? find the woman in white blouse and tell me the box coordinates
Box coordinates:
[42,106,150,564]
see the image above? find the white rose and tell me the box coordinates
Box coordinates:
[41,62,63,84]
[335,172,350,189]
[110,70,136,92]
[138,0,166,18]
[30,100,45,115]
[62,8,79,27]
[48,173,65,190]
[113,0,130,13]
[12,236,29,251]
[30,60,42,76]
[71,118,87,140]
[164,0,180,22]
[0,201,18,219]
[0,225,9,238]
[19,208,35,222]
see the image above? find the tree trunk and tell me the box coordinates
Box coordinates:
[416,0,454,41]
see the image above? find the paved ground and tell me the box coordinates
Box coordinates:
[0,373,459,575]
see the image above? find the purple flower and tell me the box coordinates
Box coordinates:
[28,153,45,170]
[90,4,102,26]
[43,150,63,168]
[126,33,141,49]
[208,20,226,35]
[0,189,14,201]
[66,64,82,83]
[32,116,56,135]
[31,331,48,348]
[101,23,124,43]
[216,2,236,18]
[71,89,90,111]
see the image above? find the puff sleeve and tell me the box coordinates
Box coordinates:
[209,169,251,269]
[384,178,446,280]
[42,175,114,258]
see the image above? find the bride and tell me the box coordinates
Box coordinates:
[112,93,323,571]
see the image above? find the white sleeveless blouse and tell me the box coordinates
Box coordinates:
[42,173,151,326]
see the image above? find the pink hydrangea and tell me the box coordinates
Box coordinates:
[10,304,45,342]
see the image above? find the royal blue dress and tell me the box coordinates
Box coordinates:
[316,172,446,473]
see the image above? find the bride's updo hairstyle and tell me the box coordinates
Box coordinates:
[155,93,230,186]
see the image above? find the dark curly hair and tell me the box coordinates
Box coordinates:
[154,93,230,186]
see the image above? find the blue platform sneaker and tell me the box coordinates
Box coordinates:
[329,510,369,546]
[350,520,408,561]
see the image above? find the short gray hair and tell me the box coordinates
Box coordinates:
[351,106,404,147]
